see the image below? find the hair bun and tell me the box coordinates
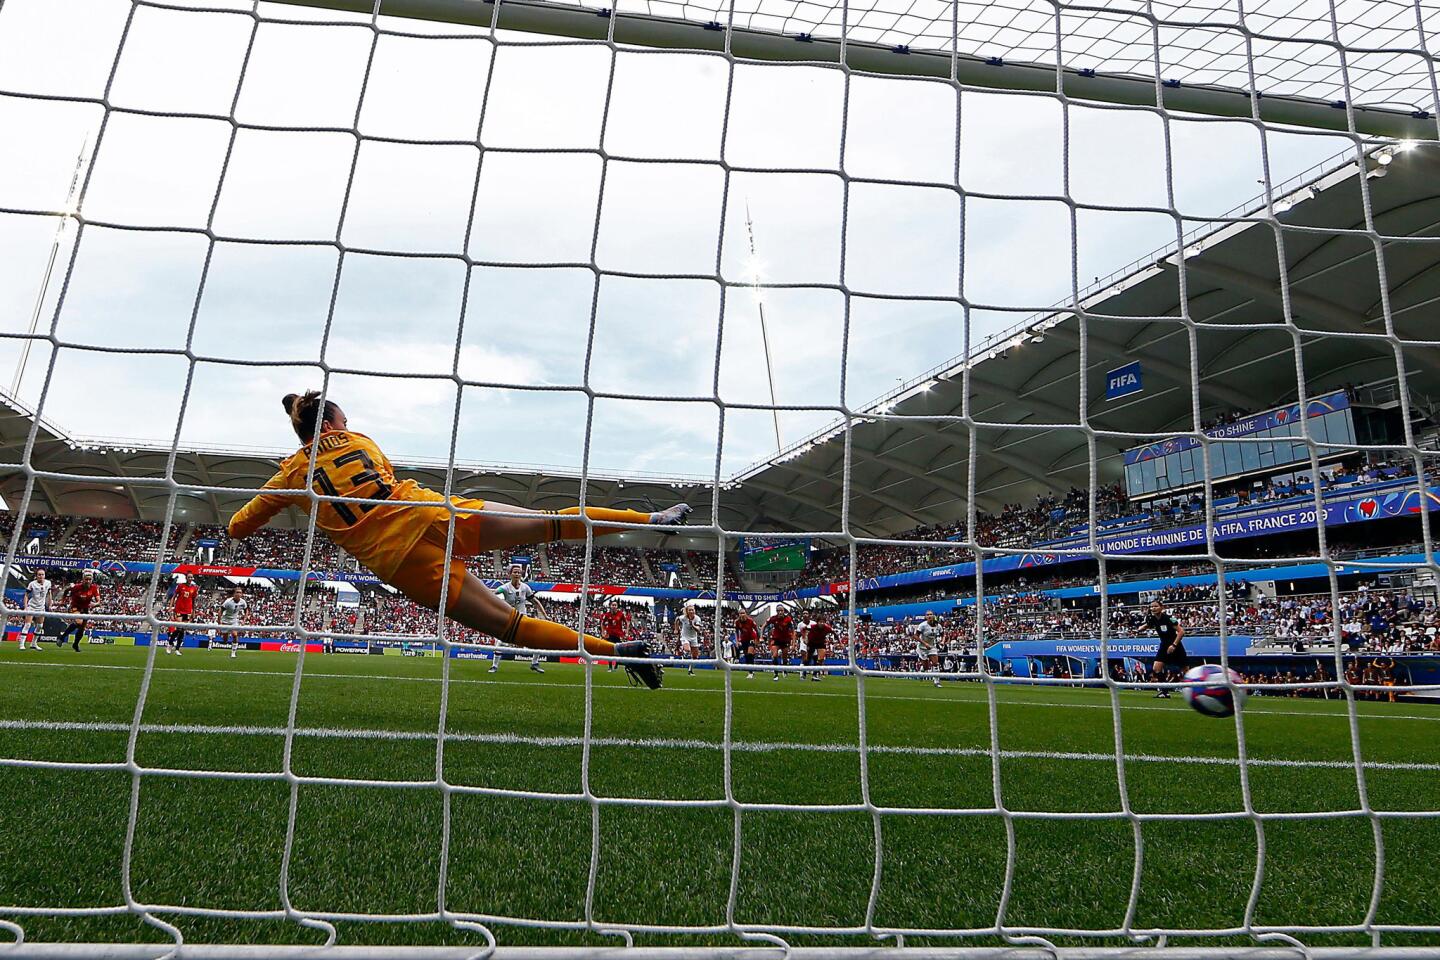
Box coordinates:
[282,393,299,415]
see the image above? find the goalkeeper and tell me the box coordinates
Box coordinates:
[228,391,682,688]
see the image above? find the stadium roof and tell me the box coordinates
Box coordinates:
[730,140,1440,536]
[3,143,1438,541]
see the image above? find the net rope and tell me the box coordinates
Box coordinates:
[569,0,1440,112]
[0,0,1439,954]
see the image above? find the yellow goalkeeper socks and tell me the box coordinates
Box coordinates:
[499,607,615,657]
[543,506,651,541]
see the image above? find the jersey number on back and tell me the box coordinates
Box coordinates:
[314,449,393,526]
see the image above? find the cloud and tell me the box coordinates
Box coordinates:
[0,0,1356,482]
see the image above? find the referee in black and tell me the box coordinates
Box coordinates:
[1147,599,1186,698]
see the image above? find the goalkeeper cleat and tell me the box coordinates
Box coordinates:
[612,640,664,690]
[650,503,692,527]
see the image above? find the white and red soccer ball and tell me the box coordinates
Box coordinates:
[1181,663,1246,718]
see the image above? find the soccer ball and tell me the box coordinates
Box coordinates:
[1181,663,1245,718]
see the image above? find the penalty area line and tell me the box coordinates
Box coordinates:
[1,718,1438,772]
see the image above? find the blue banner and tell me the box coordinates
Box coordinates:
[1123,390,1349,465]
[985,635,1255,661]
[853,552,1433,620]
[1105,361,1142,401]
[793,482,1440,599]
[1039,553,1433,599]
[1087,484,1438,554]
[791,550,1074,599]
[858,597,970,621]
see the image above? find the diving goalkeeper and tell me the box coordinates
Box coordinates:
[227,391,683,688]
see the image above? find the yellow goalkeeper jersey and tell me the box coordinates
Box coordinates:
[228,430,450,581]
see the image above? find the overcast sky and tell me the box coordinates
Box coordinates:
[0,0,1368,480]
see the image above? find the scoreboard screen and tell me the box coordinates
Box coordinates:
[738,537,810,572]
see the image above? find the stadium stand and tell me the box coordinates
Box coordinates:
[49,517,186,560]
[9,547,1435,658]
[224,525,347,571]
[543,542,652,585]
[642,548,701,589]
[17,457,1427,600]
[5,388,1439,667]
[0,515,58,558]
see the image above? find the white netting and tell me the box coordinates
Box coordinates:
[564,0,1440,111]
[1,0,1439,955]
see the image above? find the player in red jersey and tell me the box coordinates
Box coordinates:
[802,609,834,682]
[601,600,630,673]
[56,570,100,652]
[734,611,761,679]
[166,575,199,656]
[766,607,795,681]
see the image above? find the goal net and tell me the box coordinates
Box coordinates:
[0,0,1438,955]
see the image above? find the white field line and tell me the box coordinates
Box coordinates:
[2,657,1438,723]
[0,717,1436,771]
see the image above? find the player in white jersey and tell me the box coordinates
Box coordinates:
[217,586,247,659]
[674,603,703,675]
[915,612,943,687]
[492,565,545,674]
[16,568,51,651]
[795,616,811,678]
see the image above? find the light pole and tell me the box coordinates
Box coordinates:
[744,201,783,454]
[12,134,90,399]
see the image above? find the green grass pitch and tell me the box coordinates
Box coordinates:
[1,645,1438,950]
